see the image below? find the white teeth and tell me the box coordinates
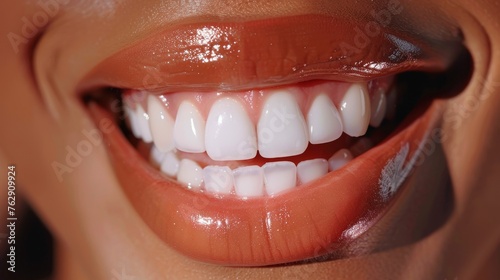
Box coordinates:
[205,97,257,161]
[136,105,153,143]
[328,149,353,171]
[160,152,180,178]
[133,79,392,197]
[338,83,371,137]
[307,94,343,144]
[262,161,297,196]
[257,91,308,158]
[174,101,206,153]
[177,159,203,189]
[297,159,329,184]
[125,104,142,138]
[148,96,175,152]
[203,166,234,195]
[149,145,166,168]
[369,89,387,128]
[233,166,264,198]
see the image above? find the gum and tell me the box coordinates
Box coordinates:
[124,80,355,123]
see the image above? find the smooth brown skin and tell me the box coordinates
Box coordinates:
[1,0,499,279]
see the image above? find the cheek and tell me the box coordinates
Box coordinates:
[441,74,500,200]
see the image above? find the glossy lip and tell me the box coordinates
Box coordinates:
[77,15,457,93]
[81,14,453,266]
[88,100,437,266]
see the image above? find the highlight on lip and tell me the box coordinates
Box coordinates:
[79,15,461,93]
[81,13,467,266]
[91,97,436,265]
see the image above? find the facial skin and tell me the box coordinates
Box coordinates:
[1,0,499,279]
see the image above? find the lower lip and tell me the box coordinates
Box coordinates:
[89,99,438,266]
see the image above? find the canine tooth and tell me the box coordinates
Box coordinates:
[205,97,257,161]
[233,166,264,198]
[149,145,166,168]
[203,166,234,195]
[177,159,203,189]
[160,152,180,177]
[297,159,329,184]
[370,89,387,128]
[136,105,153,143]
[339,83,371,137]
[125,104,142,138]
[307,94,343,144]
[328,149,353,171]
[174,101,206,153]
[257,90,308,158]
[148,95,175,152]
[262,161,297,196]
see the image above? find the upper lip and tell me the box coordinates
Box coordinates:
[77,14,457,94]
[81,14,459,266]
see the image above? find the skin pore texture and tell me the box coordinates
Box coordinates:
[0,0,499,279]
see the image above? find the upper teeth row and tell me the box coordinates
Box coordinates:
[125,82,389,161]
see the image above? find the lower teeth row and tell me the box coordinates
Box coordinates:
[149,146,354,198]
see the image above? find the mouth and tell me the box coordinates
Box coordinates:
[80,15,469,266]
[125,78,396,193]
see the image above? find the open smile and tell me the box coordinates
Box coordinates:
[79,14,469,266]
